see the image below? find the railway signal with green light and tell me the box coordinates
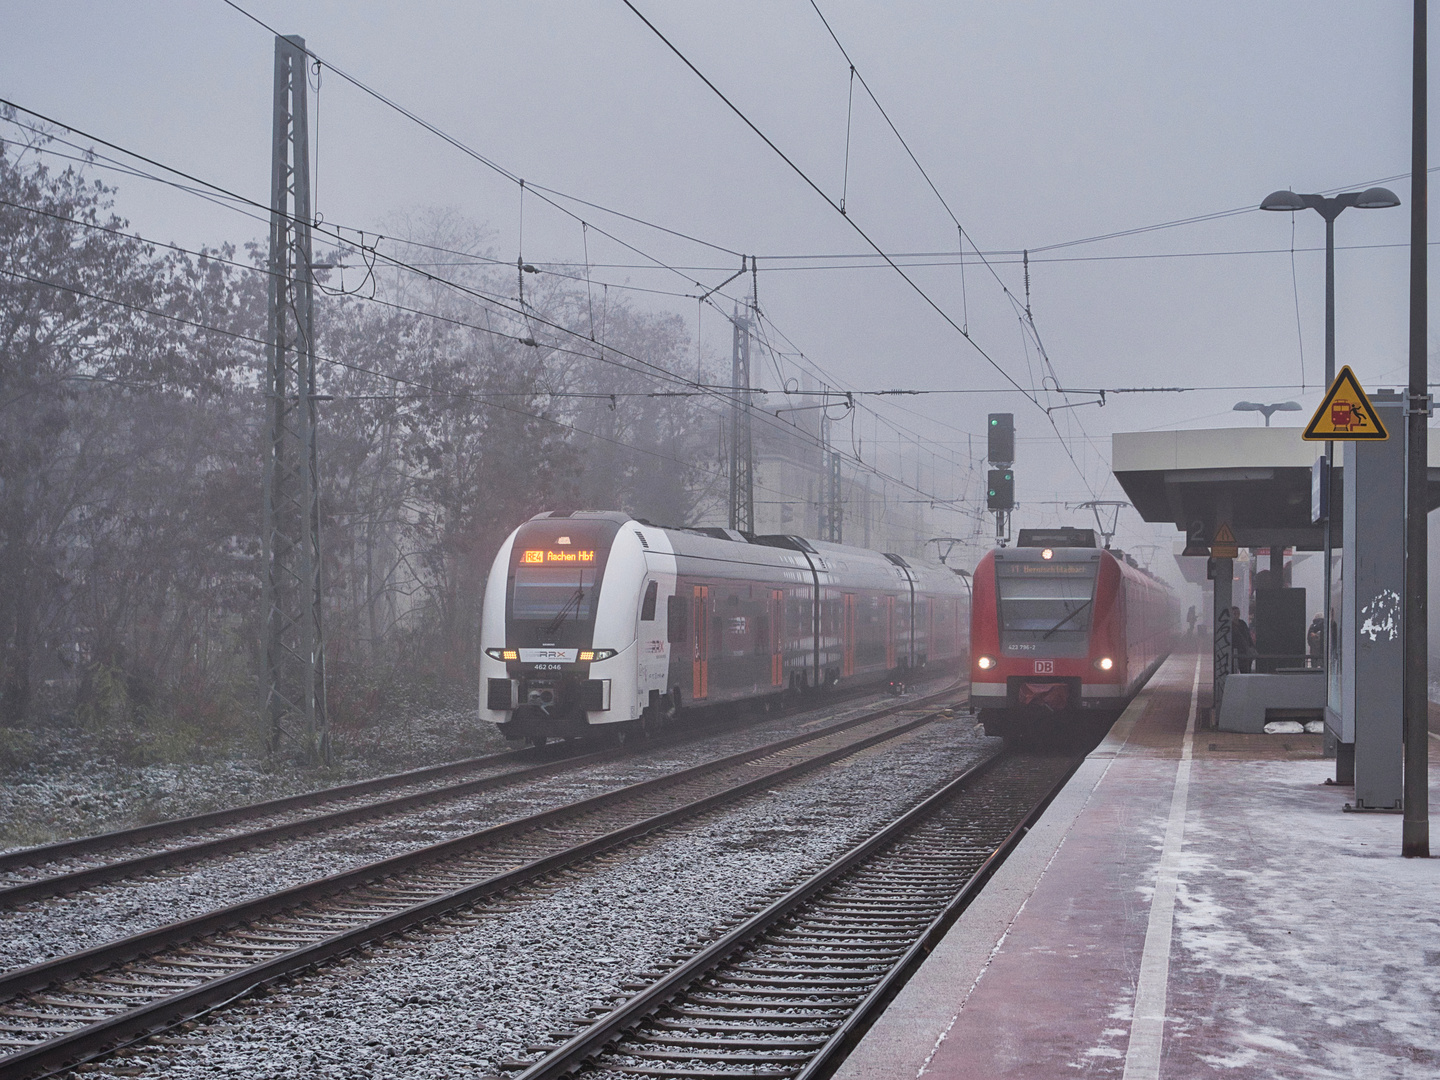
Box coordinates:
[987,468,1014,510]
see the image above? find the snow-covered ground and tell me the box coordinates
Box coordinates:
[0,683,958,972]
[1163,745,1440,1075]
[0,702,504,852]
[66,713,994,1079]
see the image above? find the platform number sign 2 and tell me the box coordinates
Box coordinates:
[1034,660,1054,675]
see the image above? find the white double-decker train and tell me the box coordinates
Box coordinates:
[480,511,969,743]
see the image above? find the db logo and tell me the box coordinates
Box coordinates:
[1034,660,1055,674]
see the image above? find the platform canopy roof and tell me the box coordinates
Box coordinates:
[1112,426,1440,551]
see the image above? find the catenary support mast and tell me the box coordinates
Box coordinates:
[819,413,843,543]
[1403,0,1429,857]
[263,34,329,765]
[728,309,754,533]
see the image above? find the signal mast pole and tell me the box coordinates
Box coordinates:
[987,413,1014,547]
[263,34,329,765]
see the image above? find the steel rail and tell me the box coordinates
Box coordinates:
[513,748,1075,1080]
[792,755,1077,1080]
[0,743,630,906]
[0,677,951,892]
[0,691,964,1080]
[0,746,547,874]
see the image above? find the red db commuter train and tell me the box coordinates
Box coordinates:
[479,511,969,743]
[969,528,1177,741]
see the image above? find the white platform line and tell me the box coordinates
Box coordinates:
[1121,654,1201,1080]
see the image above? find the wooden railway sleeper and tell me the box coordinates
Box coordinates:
[604,1054,812,1071]
[711,976,881,991]
[633,1034,829,1050]
[611,1067,795,1080]
[87,975,203,991]
[729,965,884,979]
[684,994,854,1009]
[1,698,964,1079]
[3,1002,119,1019]
[664,1008,848,1022]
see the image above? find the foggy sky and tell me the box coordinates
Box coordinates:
[2,0,1431,563]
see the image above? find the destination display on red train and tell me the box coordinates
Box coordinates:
[521,549,596,565]
[998,562,1092,576]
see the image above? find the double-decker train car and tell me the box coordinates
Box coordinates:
[480,511,969,743]
[969,527,1177,741]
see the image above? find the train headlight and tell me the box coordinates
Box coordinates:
[976,656,995,670]
[581,649,618,662]
[1041,548,1054,560]
[1094,657,1114,671]
[485,648,519,661]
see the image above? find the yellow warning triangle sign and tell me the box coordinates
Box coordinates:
[1303,366,1389,441]
[1210,521,1239,558]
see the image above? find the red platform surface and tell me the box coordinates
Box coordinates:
[836,651,1440,1079]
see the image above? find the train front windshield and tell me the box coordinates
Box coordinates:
[513,566,599,625]
[996,561,1098,643]
[505,517,621,648]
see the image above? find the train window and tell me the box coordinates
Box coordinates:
[667,595,688,643]
[512,566,599,624]
[996,564,1098,637]
[640,581,658,621]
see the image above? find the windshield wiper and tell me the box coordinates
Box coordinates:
[1042,598,1092,639]
[542,588,586,637]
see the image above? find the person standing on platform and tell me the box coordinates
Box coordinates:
[1307,614,1324,666]
[1187,605,1197,636]
[1231,606,1255,673]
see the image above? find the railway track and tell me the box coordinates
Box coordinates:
[0,690,966,1079]
[0,682,945,908]
[508,748,1076,1080]
[0,744,554,877]
[0,743,627,907]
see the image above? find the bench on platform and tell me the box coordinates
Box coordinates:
[1216,670,1325,733]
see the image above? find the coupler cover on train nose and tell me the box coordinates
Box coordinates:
[1009,676,1080,712]
[497,674,615,738]
[487,678,519,711]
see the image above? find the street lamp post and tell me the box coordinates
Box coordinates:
[1259,185,1400,780]
[1260,188,1401,389]
[1232,400,1302,426]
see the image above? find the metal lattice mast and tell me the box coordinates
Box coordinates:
[819,412,843,543]
[728,310,754,533]
[263,34,328,765]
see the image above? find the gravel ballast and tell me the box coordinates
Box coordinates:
[0,684,955,973]
[62,711,995,1079]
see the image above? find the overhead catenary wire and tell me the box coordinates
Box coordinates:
[619,0,1039,407]
[216,0,744,263]
[768,0,1107,499]
[11,9,1396,549]
[630,1,1117,504]
[0,189,1334,412]
[0,181,969,523]
[0,262,846,515]
[8,106,967,467]
[0,103,983,512]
